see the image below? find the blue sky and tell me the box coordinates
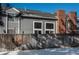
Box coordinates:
[9,3,79,16]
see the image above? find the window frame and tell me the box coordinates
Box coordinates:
[33,21,43,34]
[44,22,55,34]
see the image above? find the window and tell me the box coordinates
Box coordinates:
[8,16,18,22]
[45,22,54,34]
[8,13,18,22]
[46,23,54,29]
[33,21,43,34]
[8,16,15,21]
[7,28,15,34]
[34,22,42,29]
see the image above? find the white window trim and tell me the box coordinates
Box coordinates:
[6,16,8,34]
[33,21,43,34]
[44,22,55,34]
[18,18,20,34]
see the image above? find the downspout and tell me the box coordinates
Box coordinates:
[18,17,20,34]
[18,15,21,34]
[6,13,8,34]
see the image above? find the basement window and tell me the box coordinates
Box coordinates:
[33,21,43,34]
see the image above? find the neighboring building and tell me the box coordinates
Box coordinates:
[56,10,77,34]
[0,6,77,34]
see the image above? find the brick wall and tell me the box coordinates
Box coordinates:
[68,12,77,33]
[56,10,77,34]
[56,10,66,34]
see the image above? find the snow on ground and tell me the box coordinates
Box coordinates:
[1,47,79,55]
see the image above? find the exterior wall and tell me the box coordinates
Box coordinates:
[68,12,77,33]
[8,20,18,34]
[7,17,19,34]
[56,10,77,34]
[56,10,66,34]
[0,16,19,34]
[20,18,56,34]
[0,16,56,34]
[5,8,20,34]
[0,16,6,34]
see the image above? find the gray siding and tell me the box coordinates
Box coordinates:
[0,16,19,34]
[0,17,6,34]
[20,18,56,34]
[0,16,56,34]
[8,22,18,34]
